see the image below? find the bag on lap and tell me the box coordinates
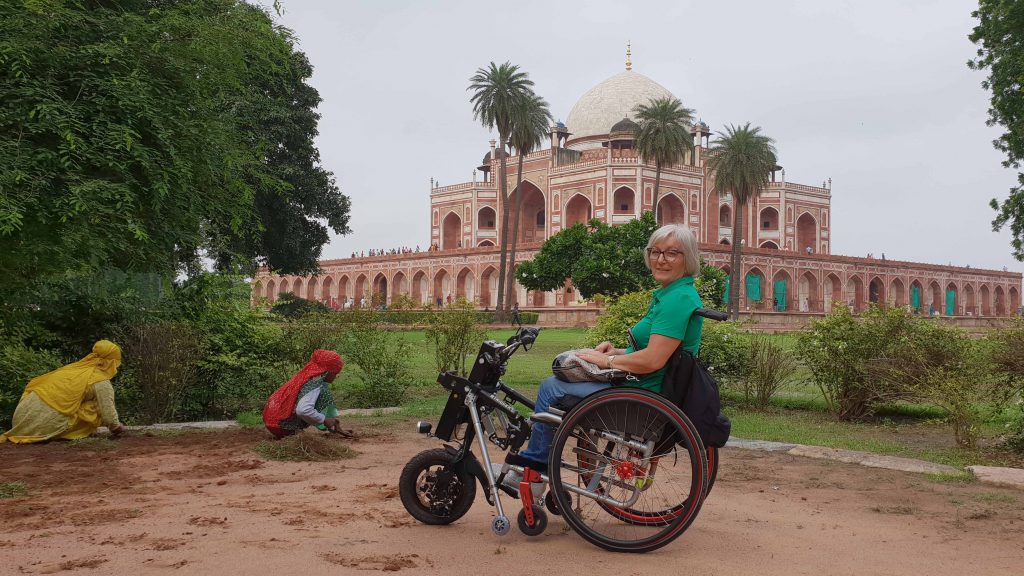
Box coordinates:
[551,350,633,384]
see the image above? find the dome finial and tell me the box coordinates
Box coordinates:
[625,41,632,71]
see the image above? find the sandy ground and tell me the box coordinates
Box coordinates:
[2,424,1024,576]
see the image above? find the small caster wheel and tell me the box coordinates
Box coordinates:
[544,491,561,516]
[517,508,548,536]
[492,514,511,536]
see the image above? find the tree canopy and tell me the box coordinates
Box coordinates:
[969,0,1024,260]
[633,97,695,220]
[0,0,350,291]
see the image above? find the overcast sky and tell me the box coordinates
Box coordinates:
[269,0,1020,273]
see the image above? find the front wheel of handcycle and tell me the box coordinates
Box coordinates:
[399,448,476,525]
[548,388,708,553]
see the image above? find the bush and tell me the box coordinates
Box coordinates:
[116,322,205,424]
[587,290,653,348]
[271,292,331,320]
[0,344,63,429]
[333,307,414,408]
[745,336,797,408]
[796,306,920,420]
[425,298,488,376]
[698,320,751,387]
[989,320,1024,453]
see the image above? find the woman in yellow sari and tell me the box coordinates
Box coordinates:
[0,340,124,443]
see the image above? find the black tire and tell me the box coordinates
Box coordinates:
[399,448,476,525]
[544,490,562,516]
[517,507,548,536]
[548,388,708,553]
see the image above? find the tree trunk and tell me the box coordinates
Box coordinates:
[729,199,744,320]
[505,152,526,309]
[652,163,662,222]
[495,137,510,319]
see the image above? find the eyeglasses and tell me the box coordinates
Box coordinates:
[646,248,683,262]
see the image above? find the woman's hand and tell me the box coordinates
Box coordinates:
[323,418,342,432]
[577,349,612,369]
[110,425,125,437]
[594,341,616,354]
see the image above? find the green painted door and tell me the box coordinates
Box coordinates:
[745,273,761,302]
[945,289,955,316]
[910,285,921,311]
[774,280,788,312]
[723,276,730,304]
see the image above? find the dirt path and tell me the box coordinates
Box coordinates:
[2,424,1023,575]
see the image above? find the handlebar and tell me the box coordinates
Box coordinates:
[694,308,729,322]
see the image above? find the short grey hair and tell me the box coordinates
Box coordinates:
[644,224,700,278]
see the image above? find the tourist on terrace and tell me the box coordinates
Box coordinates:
[502,224,705,477]
[262,349,345,439]
[1,340,124,444]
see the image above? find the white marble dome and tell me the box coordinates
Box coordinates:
[565,70,676,147]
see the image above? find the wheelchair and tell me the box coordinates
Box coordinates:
[398,309,727,553]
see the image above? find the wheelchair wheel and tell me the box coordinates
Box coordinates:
[548,388,708,553]
[599,445,720,527]
[399,448,476,525]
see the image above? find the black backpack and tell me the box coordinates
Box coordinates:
[660,347,731,448]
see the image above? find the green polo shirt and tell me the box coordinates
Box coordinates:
[625,276,704,392]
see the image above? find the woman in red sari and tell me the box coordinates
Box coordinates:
[263,349,345,439]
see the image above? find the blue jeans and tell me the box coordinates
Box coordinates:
[519,376,611,464]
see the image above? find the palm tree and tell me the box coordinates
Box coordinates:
[706,123,777,320]
[469,62,534,316]
[634,97,695,222]
[504,93,552,309]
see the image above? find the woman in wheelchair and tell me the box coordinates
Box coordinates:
[506,223,704,475]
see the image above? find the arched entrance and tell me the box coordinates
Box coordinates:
[531,289,545,307]
[889,278,906,308]
[772,270,792,312]
[824,273,841,312]
[478,240,495,247]
[321,276,334,306]
[412,271,428,305]
[798,271,817,312]
[719,204,732,227]
[1010,286,1020,315]
[306,277,319,301]
[847,276,864,312]
[372,273,388,306]
[477,206,496,230]
[355,274,368,305]
[392,271,407,303]
[929,281,942,315]
[760,241,779,250]
[965,284,977,316]
[456,268,475,303]
[945,282,958,316]
[796,213,817,254]
[433,269,452,305]
[292,278,303,297]
[564,194,592,227]
[995,286,1006,316]
[657,194,685,226]
[910,280,924,313]
[263,279,274,302]
[745,267,765,309]
[442,211,462,250]
[337,275,350,304]
[612,186,635,214]
[278,279,291,299]
[760,207,779,231]
[480,266,497,308]
[981,285,992,316]
[869,276,884,307]
[512,182,546,245]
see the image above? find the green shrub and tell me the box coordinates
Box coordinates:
[694,260,727,311]
[745,336,798,408]
[334,307,414,408]
[116,322,205,424]
[587,290,653,348]
[271,292,331,320]
[0,344,63,428]
[699,320,751,386]
[425,298,488,376]
[796,306,920,420]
